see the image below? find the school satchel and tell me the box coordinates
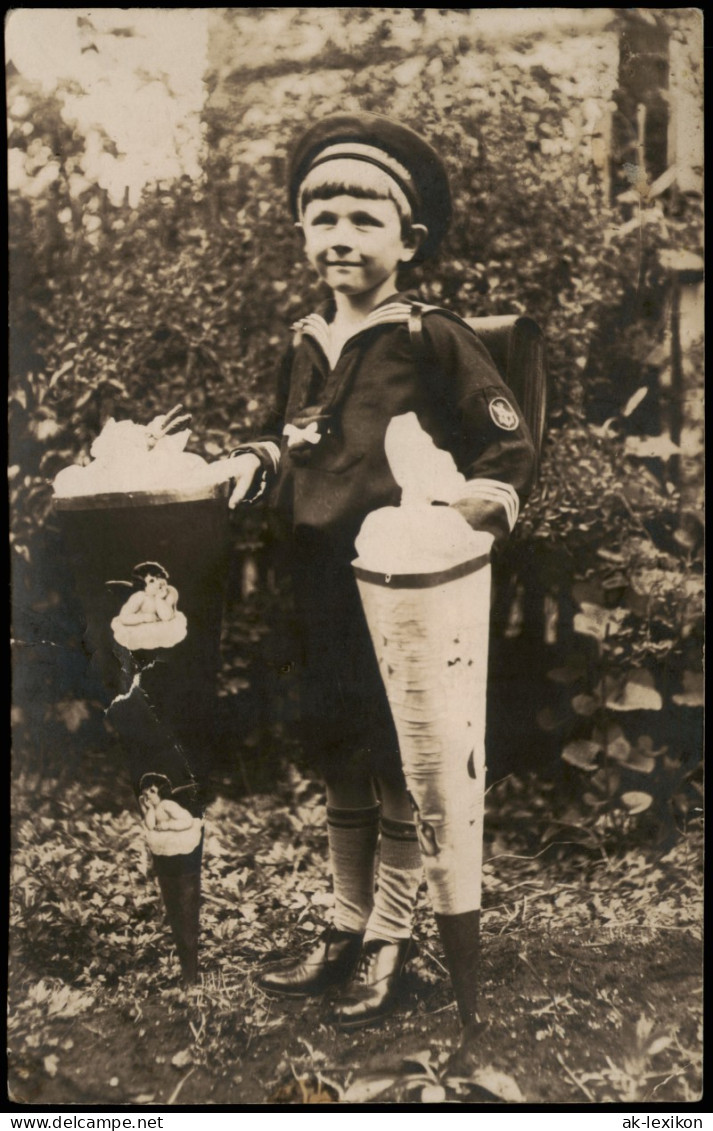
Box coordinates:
[407,305,549,473]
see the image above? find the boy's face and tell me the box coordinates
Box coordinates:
[300,194,416,302]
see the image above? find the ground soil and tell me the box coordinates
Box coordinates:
[8,764,703,1109]
[8,926,702,1107]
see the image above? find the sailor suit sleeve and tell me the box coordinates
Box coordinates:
[422,312,537,544]
[229,345,293,500]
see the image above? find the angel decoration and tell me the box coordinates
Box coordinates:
[109,562,188,653]
[138,773,203,857]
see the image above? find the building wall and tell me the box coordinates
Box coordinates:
[205,8,620,176]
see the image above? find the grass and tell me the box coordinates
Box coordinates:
[8,757,704,1106]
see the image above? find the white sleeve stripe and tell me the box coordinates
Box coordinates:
[233,441,281,474]
[459,479,520,530]
[468,494,518,532]
[258,441,281,473]
[460,478,519,505]
[469,487,518,516]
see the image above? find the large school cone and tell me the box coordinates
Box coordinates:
[354,538,492,1021]
[55,482,231,983]
[353,485,493,1024]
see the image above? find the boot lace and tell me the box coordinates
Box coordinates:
[351,939,393,985]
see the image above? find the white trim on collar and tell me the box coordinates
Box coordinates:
[293,302,414,362]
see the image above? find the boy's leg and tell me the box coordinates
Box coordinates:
[288,532,384,935]
[331,777,421,1028]
[364,779,421,942]
[257,775,379,998]
[325,779,380,933]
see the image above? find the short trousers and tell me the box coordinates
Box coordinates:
[289,527,404,788]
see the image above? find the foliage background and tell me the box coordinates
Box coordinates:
[7,8,704,1108]
[9,7,703,841]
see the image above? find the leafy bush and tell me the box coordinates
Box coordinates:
[510,414,703,844]
[9,12,703,843]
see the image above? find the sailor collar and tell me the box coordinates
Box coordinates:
[291,292,425,361]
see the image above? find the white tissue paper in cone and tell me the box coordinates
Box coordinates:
[353,413,494,916]
[53,417,243,498]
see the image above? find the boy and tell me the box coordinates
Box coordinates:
[227,112,536,1033]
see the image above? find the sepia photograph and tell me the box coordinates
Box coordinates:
[7,7,703,1110]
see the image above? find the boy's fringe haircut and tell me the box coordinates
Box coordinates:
[298,158,413,226]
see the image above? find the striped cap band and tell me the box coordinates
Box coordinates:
[304,142,419,215]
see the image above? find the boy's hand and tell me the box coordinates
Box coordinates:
[450,497,506,546]
[227,453,262,509]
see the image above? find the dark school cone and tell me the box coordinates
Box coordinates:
[434,909,481,1026]
[435,909,488,1076]
[353,501,494,1031]
[55,482,231,982]
[157,868,202,985]
[107,676,205,985]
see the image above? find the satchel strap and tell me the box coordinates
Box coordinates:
[407,302,482,367]
[407,305,427,360]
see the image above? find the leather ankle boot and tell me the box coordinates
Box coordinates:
[257,926,364,998]
[331,937,414,1029]
[434,909,481,1026]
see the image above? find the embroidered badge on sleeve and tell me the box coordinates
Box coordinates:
[488,396,519,431]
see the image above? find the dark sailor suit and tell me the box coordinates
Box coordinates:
[235,291,537,784]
